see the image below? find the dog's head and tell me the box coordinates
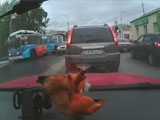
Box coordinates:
[67,70,86,92]
[37,70,86,94]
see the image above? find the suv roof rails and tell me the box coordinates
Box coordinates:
[104,24,108,26]
[73,25,78,28]
[73,24,109,28]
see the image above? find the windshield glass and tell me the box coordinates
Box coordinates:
[71,27,113,43]
[0,0,160,120]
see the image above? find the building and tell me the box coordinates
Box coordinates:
[113,24,131,39]
[130,7,160,40]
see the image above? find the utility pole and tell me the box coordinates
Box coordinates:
[120,11,125,38]
[9,15,12,34]
[141,0,145,15]
[9,14,17,35]
[63,15,69,31]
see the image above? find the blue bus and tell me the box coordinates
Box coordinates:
[8,30,47,60]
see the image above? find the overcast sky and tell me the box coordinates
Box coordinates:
[41,0,160,31]
[1,0,160,31]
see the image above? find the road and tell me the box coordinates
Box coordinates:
[0,53,160,83]
[0,54,65,83]
[119,52,160,79]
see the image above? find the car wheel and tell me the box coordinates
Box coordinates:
[30,50,37,59]
[148,53,156,65]
[59,52,63,56]
[130,50,136,59]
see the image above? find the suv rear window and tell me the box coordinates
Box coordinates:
[71,27,114,44]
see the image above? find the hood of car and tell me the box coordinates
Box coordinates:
[86,73,160,86]
[0,73,160,89]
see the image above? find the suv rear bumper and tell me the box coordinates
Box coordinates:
[65,53,120,70]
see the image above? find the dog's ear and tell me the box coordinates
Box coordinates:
[75,70,86,84]
[37,76,48,84]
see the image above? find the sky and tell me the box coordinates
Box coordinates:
[41,0,160,31]
[1,0,160,31]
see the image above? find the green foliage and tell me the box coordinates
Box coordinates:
[0,1,49,57]
[0,1,11,57]
[12,8,49,32]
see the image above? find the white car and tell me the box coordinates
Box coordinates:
[118,38,133,52]
[57,45,66,55]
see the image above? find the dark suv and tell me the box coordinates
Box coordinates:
[130,33,160,65]
[65,24,120,72]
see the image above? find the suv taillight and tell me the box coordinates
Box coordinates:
[155,42,160,47]
[66,28,74,47]
[109,26,118,45]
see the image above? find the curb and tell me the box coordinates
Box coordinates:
[0,61,10,68]
[0,60,9,65]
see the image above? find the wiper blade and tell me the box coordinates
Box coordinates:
[89,82,160,91]
[0,0,47,18]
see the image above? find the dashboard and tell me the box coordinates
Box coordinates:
[0,90,160,120]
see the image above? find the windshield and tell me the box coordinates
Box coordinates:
[71,27,113,43]
[0,0,160,120]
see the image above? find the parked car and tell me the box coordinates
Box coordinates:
[56,44,66,55]
[129,33,160,65]
[65,24,120,73]
[118,38,133,52]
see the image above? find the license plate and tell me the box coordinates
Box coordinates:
[76,64,91,70]
[83,50,103,55]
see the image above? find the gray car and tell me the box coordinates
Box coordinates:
[118,38,133,52]
[65,24,120,73]
[56,42,66,55]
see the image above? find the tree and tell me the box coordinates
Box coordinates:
[0,1,49,58]
[0,1,11,58]
[12,8,49,33]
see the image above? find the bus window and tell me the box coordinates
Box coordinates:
[20,35,28,45]
[57,35,63,43]
[27,35,41,44]
[13,38,21,48]
[21,39,28,45]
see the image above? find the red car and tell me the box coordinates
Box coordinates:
[0,73,160,120]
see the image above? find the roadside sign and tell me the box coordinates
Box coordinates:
[134,18,148,27]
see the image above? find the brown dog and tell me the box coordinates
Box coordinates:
[38,70,104,116]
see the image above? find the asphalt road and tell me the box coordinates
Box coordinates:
[119,52,160,79]
[0,52,160,83]
[0,54,65,83]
